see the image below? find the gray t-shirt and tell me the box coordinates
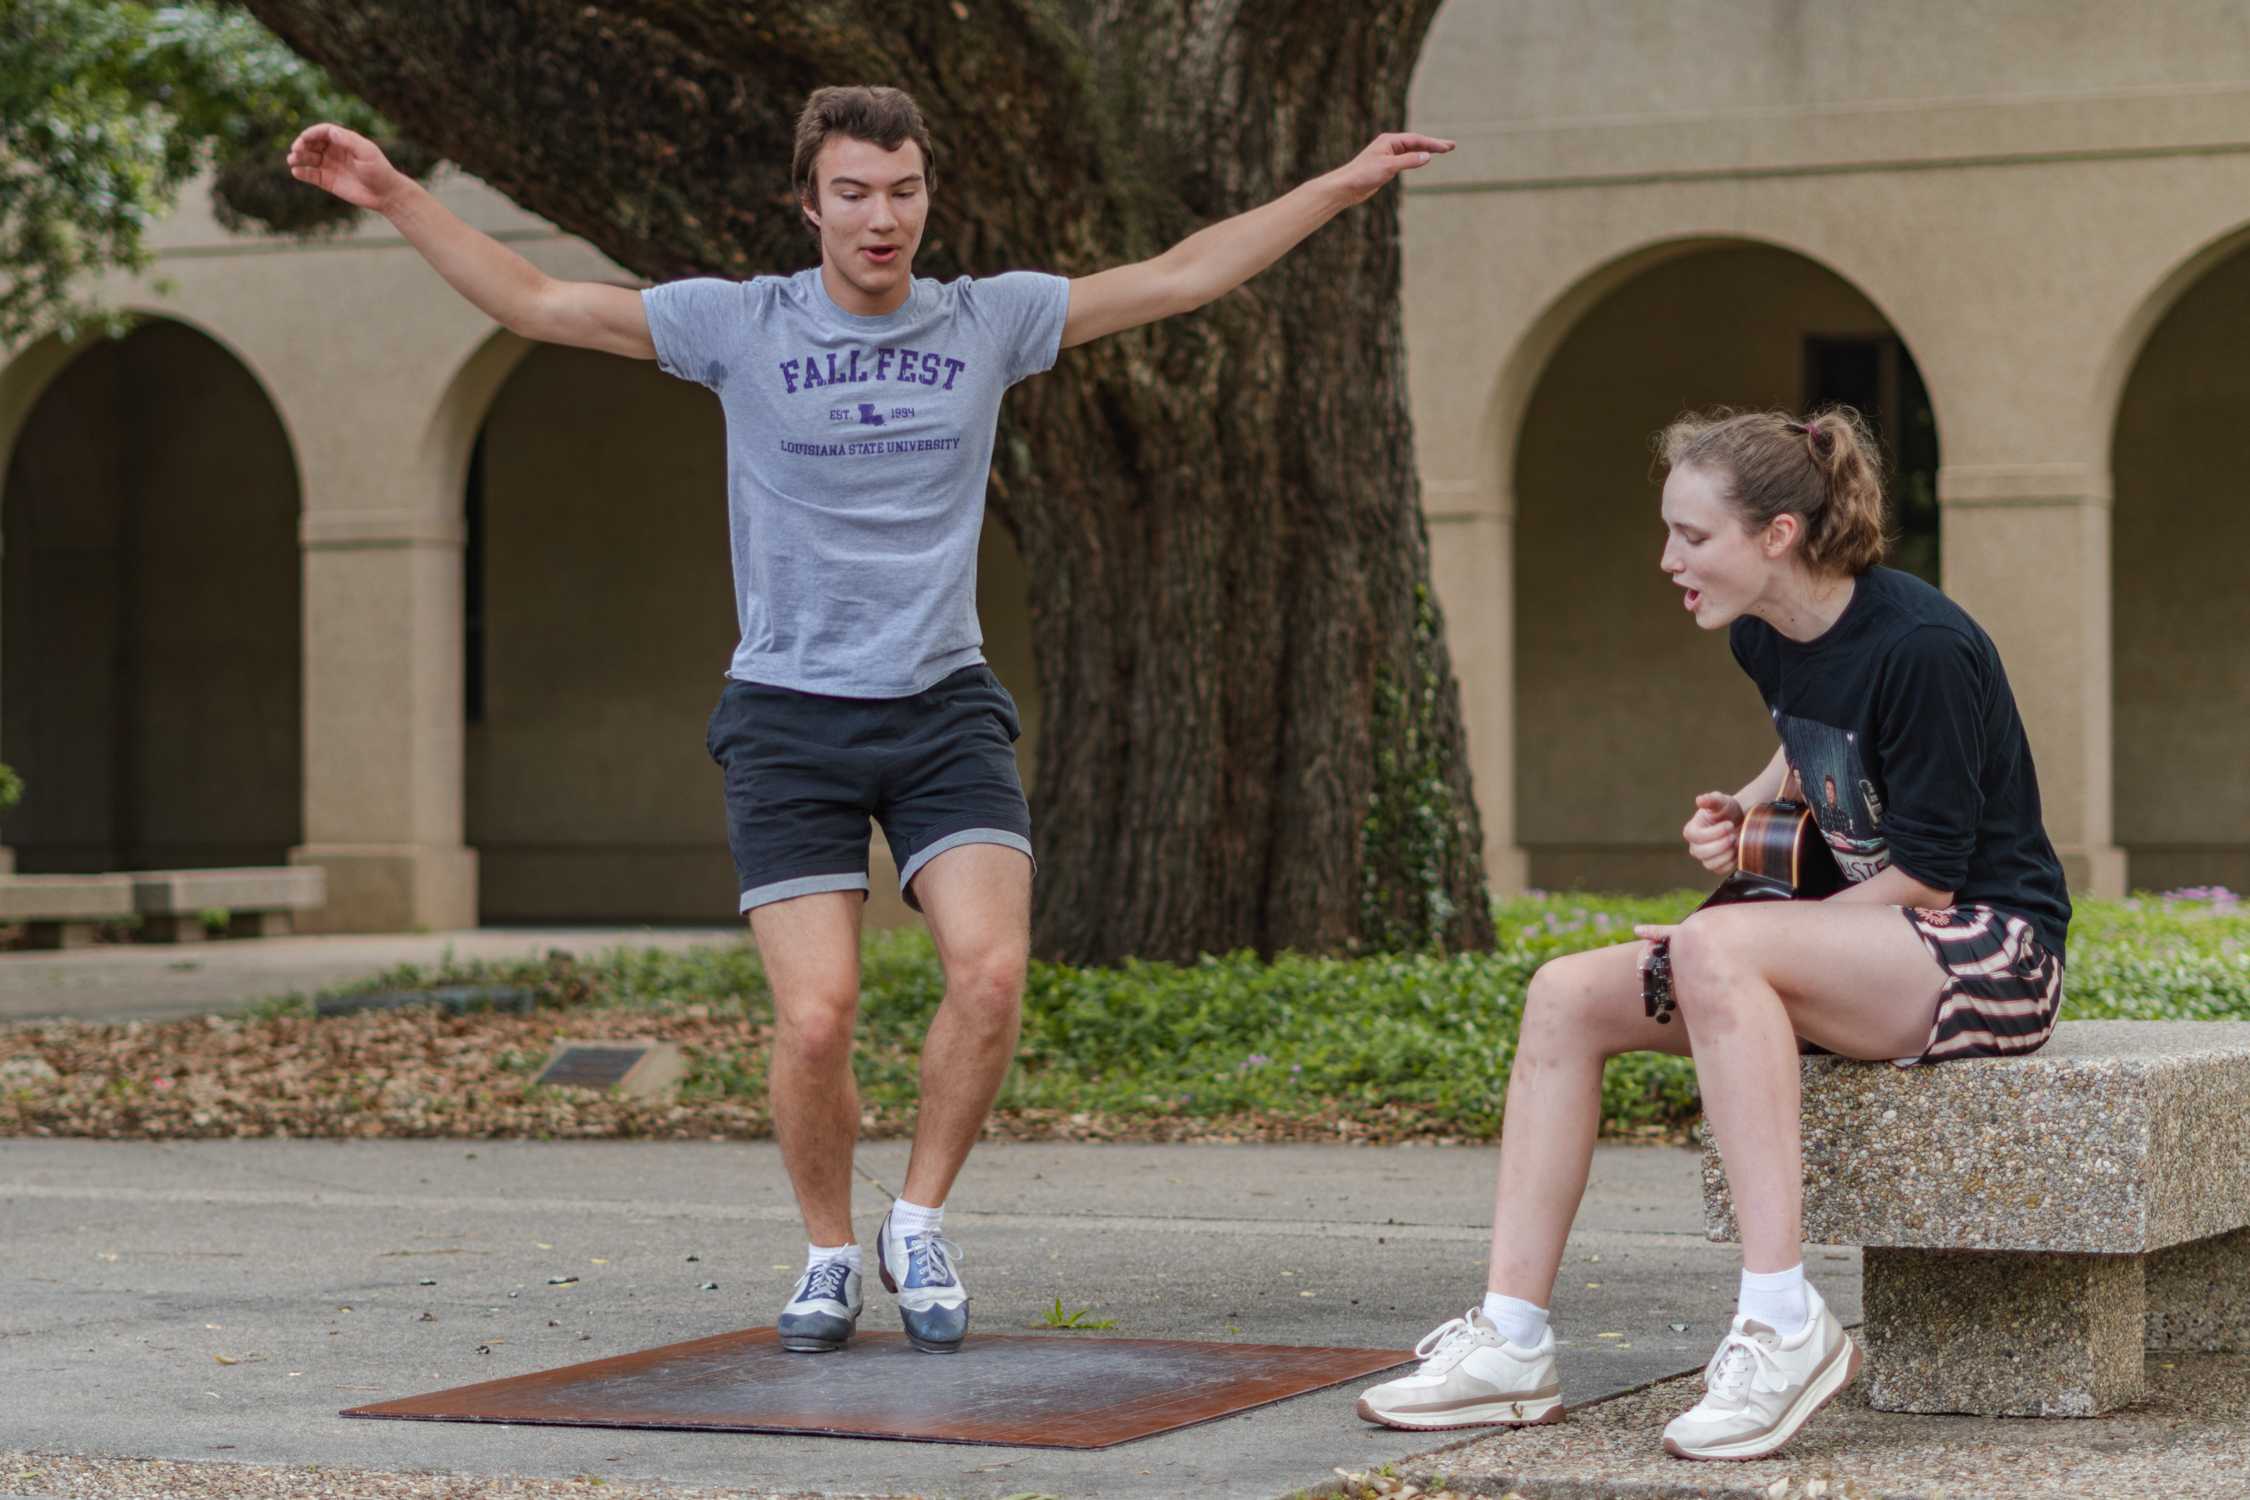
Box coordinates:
[642,266,1069,697]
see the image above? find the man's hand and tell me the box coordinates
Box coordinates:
[284,122,653,359]
[288,124,410,215]
[1682,791,1745,875]
[1322,132,1456,206]
[1060,129,1459,348]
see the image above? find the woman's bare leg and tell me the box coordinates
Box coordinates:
[1487,902,1946,1296]
[1666,901,1943,1272]
[1486,940,1692,1303]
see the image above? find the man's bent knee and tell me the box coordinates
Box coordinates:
[774,991,859,1069]
[945,935,1025,996]
[942,951,1024,1030]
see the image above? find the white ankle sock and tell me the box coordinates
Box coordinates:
[1479,1291,1549,1348]
[806,1241,861,1273]
[1738,1263,1809,1335]
[889,1197,943,1239]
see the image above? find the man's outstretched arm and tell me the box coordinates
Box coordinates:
[286,124,655,359]
[1057,132,1455,351]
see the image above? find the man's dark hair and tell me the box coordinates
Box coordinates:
[791,85,936,233]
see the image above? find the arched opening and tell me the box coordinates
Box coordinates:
[463,343,734,921]
[1,319,302,872]
[461,342,1042,924]
[2110,241,2250,894]
[1511,244,1940,891]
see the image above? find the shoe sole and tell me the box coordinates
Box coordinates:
[1662,1334,1863,1461]
[877,1226,965,1355]
[778,1334,849,1353]
[1355,1394,1565,1431]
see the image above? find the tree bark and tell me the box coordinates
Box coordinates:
[243,0,1495,964]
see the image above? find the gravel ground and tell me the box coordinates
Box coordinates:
[0,1009,783,1141]
[0,1008,1608,1147]
[1408,1350,2250,1499]
[0,1455,841,1500]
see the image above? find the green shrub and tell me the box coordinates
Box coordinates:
[316,891,2250,1140]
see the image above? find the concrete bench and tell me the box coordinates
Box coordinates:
[0,874,136,949]
[128,866,327,942]
[1702,1020,2250,1418]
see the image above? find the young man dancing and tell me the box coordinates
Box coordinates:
[288,85,1451,1353]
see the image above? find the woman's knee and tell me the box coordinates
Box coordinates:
[1667,910,1755,1019]
[1520,952,1615,1057]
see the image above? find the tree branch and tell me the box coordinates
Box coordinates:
[239,0,1102,280]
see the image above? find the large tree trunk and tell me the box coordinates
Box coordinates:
[245,0,1495,965]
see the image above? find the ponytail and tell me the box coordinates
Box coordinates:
[1658,406,1890,574]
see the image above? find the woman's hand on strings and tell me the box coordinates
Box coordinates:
[1681,790,1744,875]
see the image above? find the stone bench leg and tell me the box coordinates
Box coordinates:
[2148,1227,2250,1353]
[140,914,209,943]
[1862,1247,2145,1416]
[21,920,104,950]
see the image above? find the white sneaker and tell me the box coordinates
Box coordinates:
[1355,1309,1565,1431]
[1662,1283,1861,1460]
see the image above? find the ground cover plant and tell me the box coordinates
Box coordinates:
[2,892,2242,1144]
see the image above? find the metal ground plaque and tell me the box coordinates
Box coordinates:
[342,1328,1412,1448]
[533,1040,685,1098]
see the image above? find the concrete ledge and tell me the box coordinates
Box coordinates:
[128,866,327,917]
[126,866,327,943]
[1702,1021,2250,1254]
[1701,1022,2250,1417]
[0,874,135,949]
[0,874,136,922]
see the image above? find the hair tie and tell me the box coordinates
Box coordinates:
[1801,420,1824,460]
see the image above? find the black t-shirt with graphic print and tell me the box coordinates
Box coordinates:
[1728,566,2071,957]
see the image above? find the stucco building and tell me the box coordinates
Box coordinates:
[4,2,2244,932]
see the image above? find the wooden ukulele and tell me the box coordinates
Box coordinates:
[1641,772,1844,1024]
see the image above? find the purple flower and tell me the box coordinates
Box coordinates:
[2161,885,2242,907]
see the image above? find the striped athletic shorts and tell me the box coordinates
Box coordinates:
[1898,905,2064,1065]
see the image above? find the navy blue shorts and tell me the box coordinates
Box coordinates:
[705,665,1034,914]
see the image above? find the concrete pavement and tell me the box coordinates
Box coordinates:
[1,1138,1849,1498]
[0,927,743,1026]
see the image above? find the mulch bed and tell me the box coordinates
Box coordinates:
[0,1008,1488,1146]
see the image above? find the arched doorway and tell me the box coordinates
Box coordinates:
[1511,244,1940,891]
[2110,241,2250,895]
[463,342,733,921]
[462,342,1042,924]
[1,319,302,872]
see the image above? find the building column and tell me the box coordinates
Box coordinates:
[290,507,477,932]
[1938,463,2126,897]
[1423,479,1528,895]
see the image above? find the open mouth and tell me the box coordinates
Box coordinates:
[1682,588,1703,610]
[861,246,899,265]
